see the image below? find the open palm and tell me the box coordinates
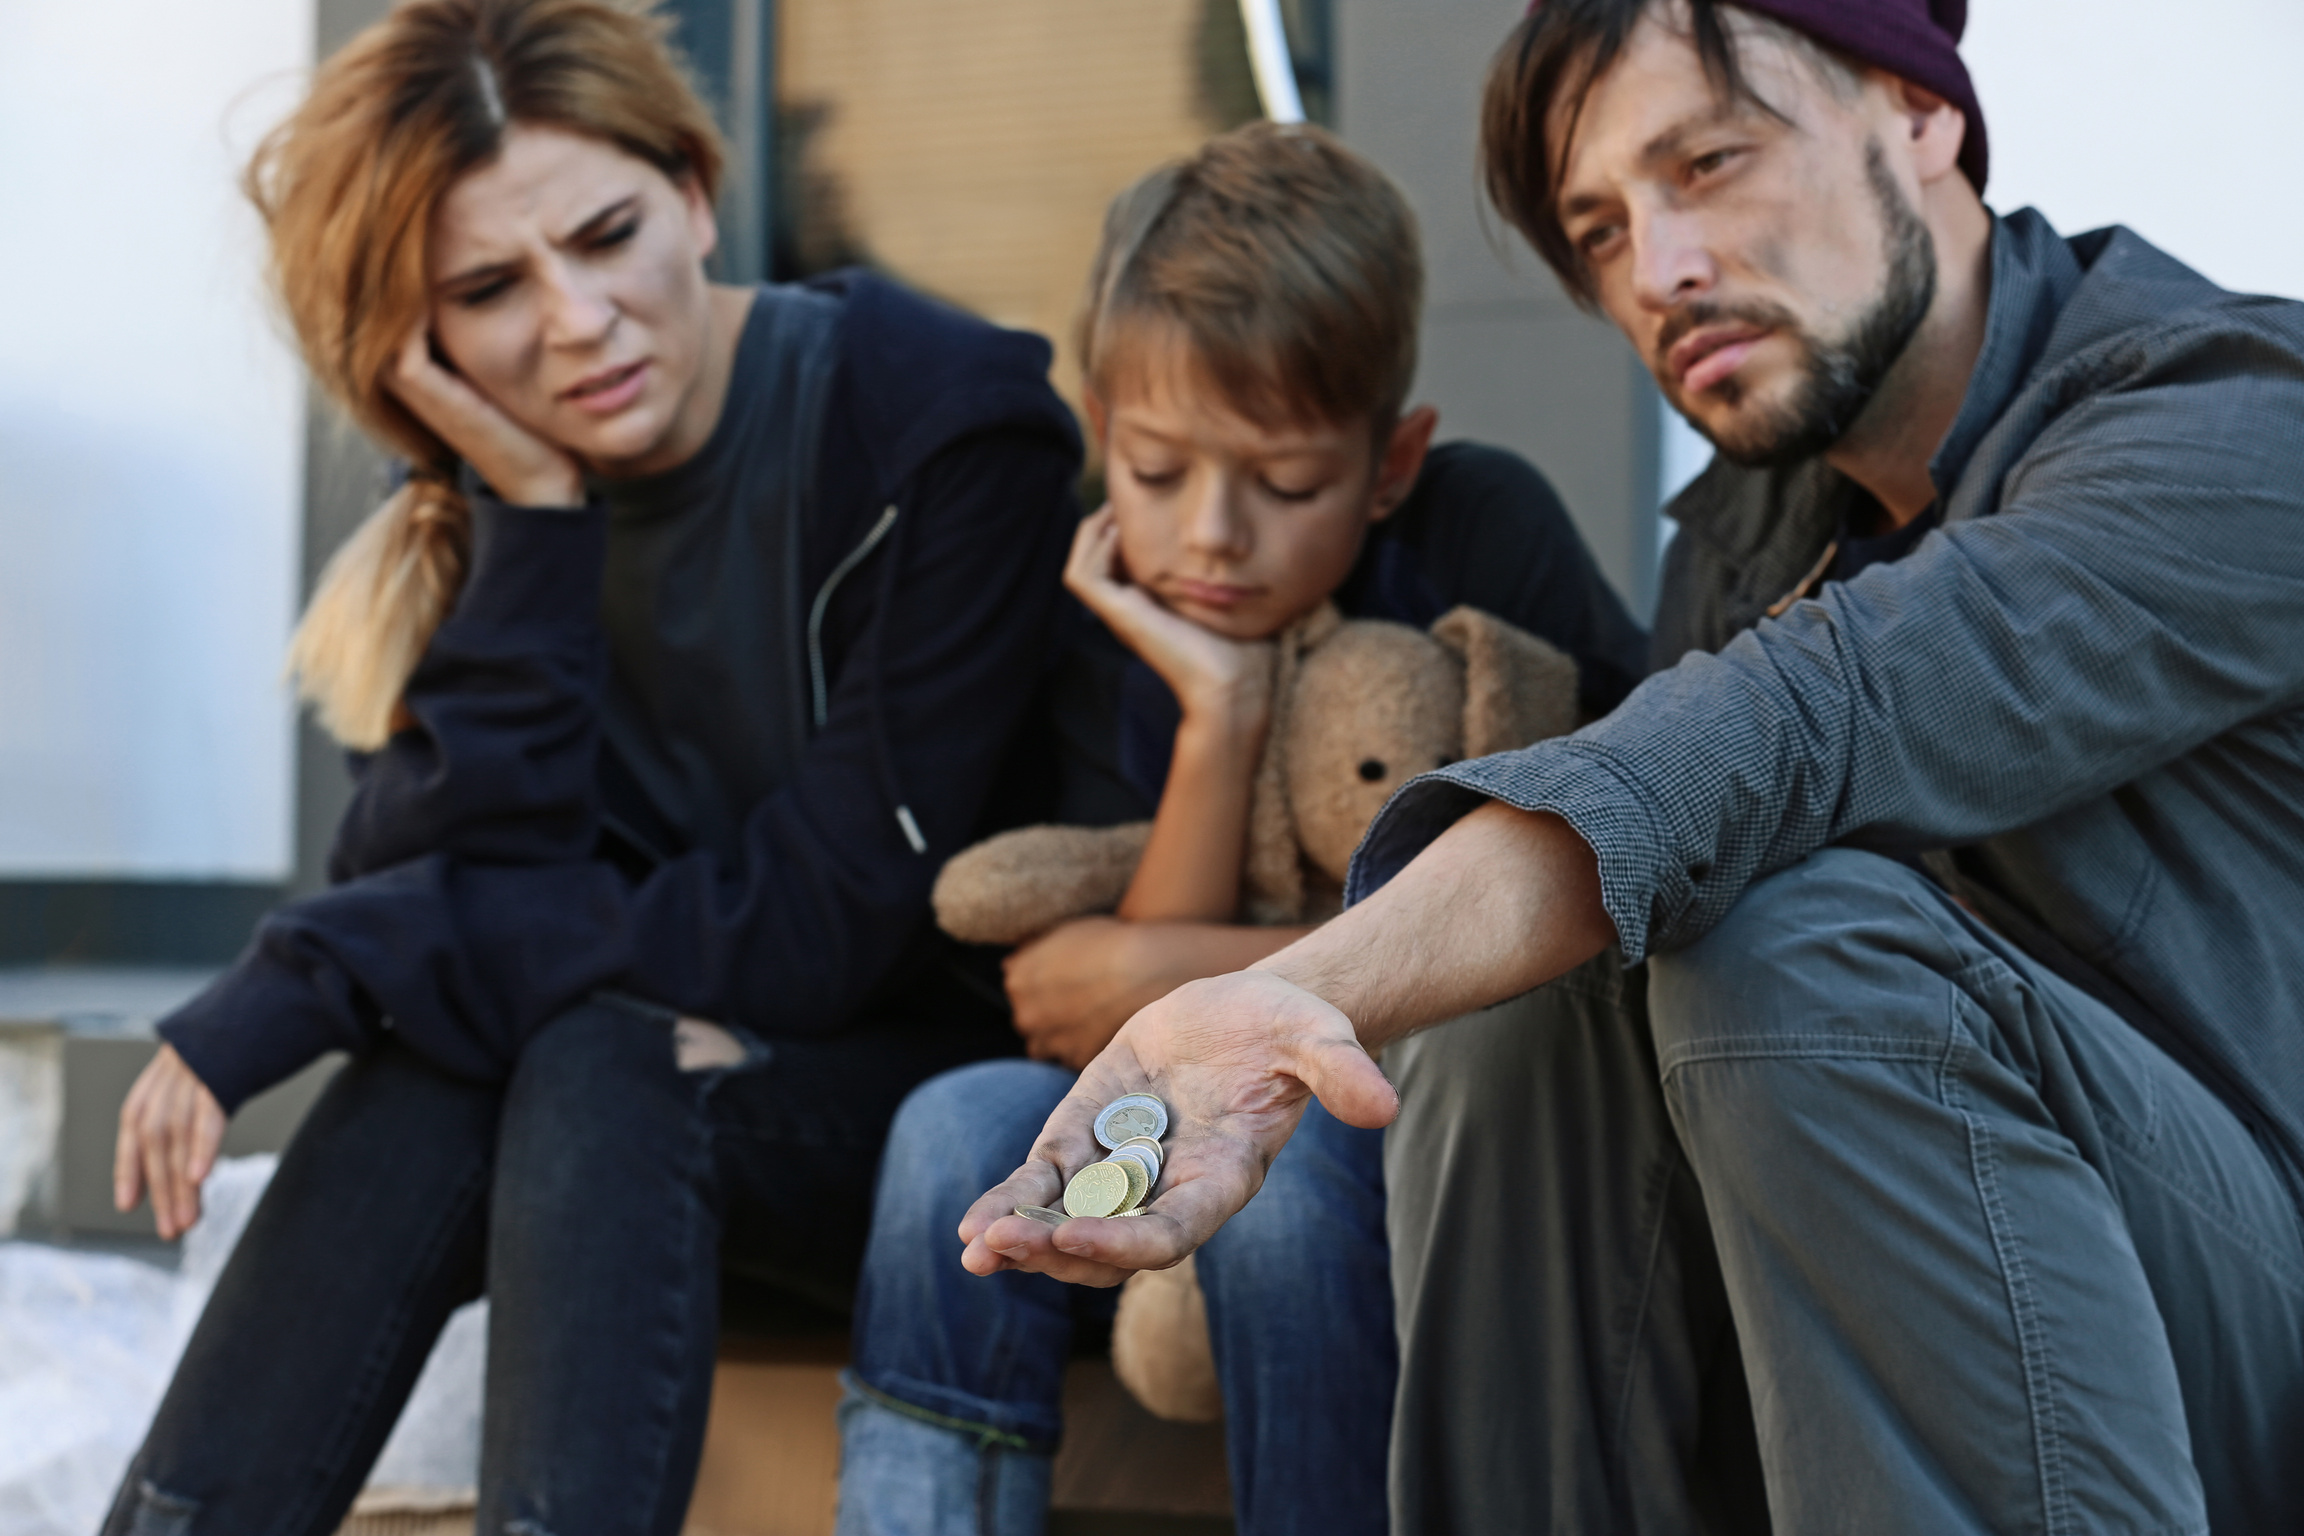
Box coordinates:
[958,969,1399,1286]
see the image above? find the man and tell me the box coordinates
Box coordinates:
[962,1,2304,1531]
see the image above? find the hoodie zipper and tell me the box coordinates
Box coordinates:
[806,502,928,854]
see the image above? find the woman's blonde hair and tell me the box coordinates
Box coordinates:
[250,0,722,747]
[1079,121,1423,438]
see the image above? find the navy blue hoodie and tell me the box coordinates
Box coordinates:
[162,272,1081,1112]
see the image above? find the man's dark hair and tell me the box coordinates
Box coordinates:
[1480,0,1854,308]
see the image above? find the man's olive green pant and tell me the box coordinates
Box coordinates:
[1381,850,2304,1535]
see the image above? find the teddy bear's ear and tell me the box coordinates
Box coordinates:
[1431,606,1581,758]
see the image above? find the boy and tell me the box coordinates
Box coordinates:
[834,123,1646,1536]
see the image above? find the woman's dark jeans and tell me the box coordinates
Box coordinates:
[100,997,1006,1536]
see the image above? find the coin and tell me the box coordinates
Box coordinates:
[1013,1205,1068,1226]
[1111,1152,1150,1212]
[1094,1093,1169,1149]
[1113,1135,1164,1175]
[1107,1143,1159,1187]
[1063,1161,1132,1219]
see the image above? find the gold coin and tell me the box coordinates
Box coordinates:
[1111,1153,1150,1212]
[1064,1161,1132,1219]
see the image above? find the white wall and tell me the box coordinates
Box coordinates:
[1656,0,2304,559]
[0,0,311,879]
[1965,0,2304,303]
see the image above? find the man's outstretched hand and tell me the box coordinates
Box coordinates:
[959,969,1398,1286]
[960,802,1617,1285]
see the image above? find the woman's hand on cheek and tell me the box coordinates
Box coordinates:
[113,1045,226,1242]
[1063,507,1273,731]
[388,323,585,507]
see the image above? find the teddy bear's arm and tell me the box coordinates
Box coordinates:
[929,821,1157,946]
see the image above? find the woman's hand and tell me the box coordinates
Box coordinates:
[1064,507,1272,727]
[387,324,585,507]
[114,1045,227,1241]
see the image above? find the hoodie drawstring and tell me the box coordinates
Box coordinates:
[863,503,927,853]
[806,500,928,857]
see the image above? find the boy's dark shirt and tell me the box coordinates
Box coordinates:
[1051,441,1650,826]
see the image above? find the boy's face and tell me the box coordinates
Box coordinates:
[1094,343,1434,642]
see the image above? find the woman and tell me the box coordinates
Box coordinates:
[103,2,1078,1531]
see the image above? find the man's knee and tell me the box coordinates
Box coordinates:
[1648,848,1969,1063]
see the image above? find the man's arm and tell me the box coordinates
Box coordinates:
[958,801,1611,1285]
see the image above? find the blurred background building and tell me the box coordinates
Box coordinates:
[4,0,2303,965]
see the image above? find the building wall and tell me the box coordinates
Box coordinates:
[777,0,1229,408]
[1964,0,2304,304]
[1332,0,1663,618]
[0,0,311,881]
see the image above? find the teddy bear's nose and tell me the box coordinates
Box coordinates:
[1358,758,1388,782]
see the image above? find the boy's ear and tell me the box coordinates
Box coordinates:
[1368,405,1439,525]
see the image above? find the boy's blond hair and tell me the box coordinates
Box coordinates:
[1080,121,1423,436]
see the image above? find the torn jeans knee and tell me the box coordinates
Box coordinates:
[107,1477,198,1536]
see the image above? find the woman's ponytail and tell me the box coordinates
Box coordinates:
[287,472,470,750]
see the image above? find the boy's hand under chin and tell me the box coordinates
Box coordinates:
[1064,507,1273,725]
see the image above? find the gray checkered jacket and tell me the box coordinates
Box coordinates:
[1352,209,2304,1190]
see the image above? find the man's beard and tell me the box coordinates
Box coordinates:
[1661,139,1938,468]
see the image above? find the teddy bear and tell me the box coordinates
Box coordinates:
[932,602,1583,1422]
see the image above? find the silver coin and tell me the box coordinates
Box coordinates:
[1012,1204,1068,1226]
[1094,1093,1169,1149]
[1107,1143,1159,1185]
[1113,1135,1164,1173]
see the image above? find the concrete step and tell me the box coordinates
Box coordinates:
[0,967,339,1241]
[0,973,1238,1533]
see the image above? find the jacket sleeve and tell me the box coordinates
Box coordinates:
[1348,334,2304,962]
[328,493,610,878]
[161,429,1074,1110]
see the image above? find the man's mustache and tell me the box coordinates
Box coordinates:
[1653,298,1803,379]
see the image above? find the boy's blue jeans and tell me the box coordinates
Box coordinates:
[1385,848,2304,1534]
[840,1058,1392,1536]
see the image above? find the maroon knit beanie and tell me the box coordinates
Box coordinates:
[1536,0,1989,191]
